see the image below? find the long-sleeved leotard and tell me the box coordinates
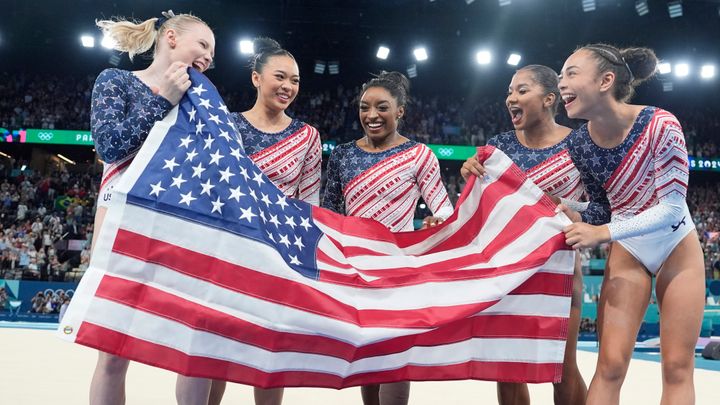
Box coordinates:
[233,113,322,205]
[322,140,453,232]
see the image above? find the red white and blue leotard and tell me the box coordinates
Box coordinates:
[487,130,588,202]
[322,140,453,232]
[234,113,322,205]
[566,106,693,273]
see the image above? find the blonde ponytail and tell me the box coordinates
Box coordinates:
[96,13,208,61]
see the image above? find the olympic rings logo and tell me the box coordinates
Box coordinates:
[437,148,454,157]
[43,288,75,298]
[37,132,54,141]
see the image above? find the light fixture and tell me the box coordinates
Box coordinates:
[80,35,95,48]
[376,46,390,60]
[701,65,716,79]
[675,63,689,77]
[476,50,492,65]
[507,53,521,66]
[668,1,683,18]
[101,35,116,49]
[239,40,254,55]
[635,0,649,16]
[582,0,596,12]
[413,47,428,62]
[658,62,672,74]
[314,61,326,74]
[407,64,418,78]
[328,61,339,75]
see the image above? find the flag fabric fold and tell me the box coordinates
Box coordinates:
[58,69,575,388]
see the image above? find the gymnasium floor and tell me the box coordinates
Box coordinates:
[2,324,719,404]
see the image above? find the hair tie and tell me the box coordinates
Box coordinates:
[622,57,635,82]
[154,10,176,30]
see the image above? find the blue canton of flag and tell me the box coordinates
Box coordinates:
[126,69,323,279]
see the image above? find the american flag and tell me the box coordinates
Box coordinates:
[59,69,575,388]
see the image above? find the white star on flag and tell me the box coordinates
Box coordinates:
[199,179,215,196]
[276,195,289,210]
[171,174,187,189]
[190,83,207,96]
[195,121,205,134]
[228,186,245,202]
[149,181,166,197]
[210,197,225,214]
[178,191,196,206]
[203,134,214,150]
[208,113,222,125]
[269,214,281,227]
[218,167,235,183]
[163,157,179,172]
[179,135,193,148]
[209,150,224,166]
[239,206,256,223]
[191,162,206,179]
[293,236,305,250]
[219,130,232,142]
[230,147,243,161]
[252,171,265,187]
[278,234,291,248]
[185,149,199,162]
[198,98,212,109]
[299,217,312,231]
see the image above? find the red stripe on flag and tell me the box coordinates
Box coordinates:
[93,275,569,361]
[111,229,502,328]
[77,322,563,388]
[317,233,570,285]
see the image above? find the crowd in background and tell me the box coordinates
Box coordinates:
[0,73,718,283]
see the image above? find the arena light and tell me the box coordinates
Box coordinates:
[674,63,689,77]
[662,81,674,92]
[0,151,11,158]
[582,0,596,12]
[101,35,117,49]
[507,53,521,66]
[238,39,254,55]
[314,60,326,74]
[108,54,121,66]
[667,1,682,18]
[80,35,95,48]
[413,47,428,62]
[635,0,649,16]
[476,50,492,65]
[57,154,77,165]
[499,0,511,6]
[407,64,418,78]
[701,64,716,79]
[376,46,390,60]
[328,61,340,75]
[657,62,672,74]
[20,165,27,171]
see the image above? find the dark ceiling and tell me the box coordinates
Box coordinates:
[2,0,719,95]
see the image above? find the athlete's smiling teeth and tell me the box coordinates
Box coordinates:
[367,122,383,129]
[562,94,577,104]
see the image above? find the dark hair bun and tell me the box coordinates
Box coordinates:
[620,47,658,83]
[253,37,282,56]
[377,71,410,95]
